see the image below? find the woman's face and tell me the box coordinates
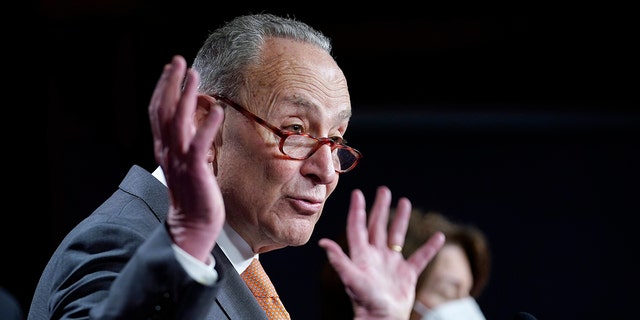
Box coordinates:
[416,243,474,308]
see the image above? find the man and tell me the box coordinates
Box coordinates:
[30,13,444,319]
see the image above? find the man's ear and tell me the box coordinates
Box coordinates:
[195,94,216,126]
[196,94,222,172]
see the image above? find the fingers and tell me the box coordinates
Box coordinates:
[344,189,367,258]
[338,185,444,264]
[325,187,443,319]
[149,56,187,165]
[318,237,361,299]
[387,197,411,252]
[407,231,445,272]
[318,238,349,271]
[344,186,414,255]
[172,65,200,154]
[367,186,393,248]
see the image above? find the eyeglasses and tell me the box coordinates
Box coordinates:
[211,94,362,173]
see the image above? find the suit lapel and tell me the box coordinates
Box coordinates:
[211,245,268,319]
[121,165,269,319]
[119,165,170,222]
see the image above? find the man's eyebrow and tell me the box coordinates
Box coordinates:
[287,97,352,119]
[338,109,352,120]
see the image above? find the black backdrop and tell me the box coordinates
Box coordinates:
[11,3,639,320]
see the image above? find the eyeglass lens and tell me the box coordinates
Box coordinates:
[282,135,358,172]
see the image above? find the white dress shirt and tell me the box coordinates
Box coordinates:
[152,166,258,285]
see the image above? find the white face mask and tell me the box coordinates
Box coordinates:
[413,296,486,320]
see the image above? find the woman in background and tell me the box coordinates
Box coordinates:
[405,211,491,320]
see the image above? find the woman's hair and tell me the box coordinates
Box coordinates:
[403,210,491,297]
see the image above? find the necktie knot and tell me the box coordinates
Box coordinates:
[241,258,278,298]
[241,258,290,319]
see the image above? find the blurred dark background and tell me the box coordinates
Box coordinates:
[9,2,638,319]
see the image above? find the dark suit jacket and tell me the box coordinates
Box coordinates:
[28,165,267,320]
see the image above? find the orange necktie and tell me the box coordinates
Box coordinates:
[241,258,291,320]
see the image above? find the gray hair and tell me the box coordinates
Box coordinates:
[192,13,333,99]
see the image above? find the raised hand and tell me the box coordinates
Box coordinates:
[148,55,226,263]
[319,186,445,319]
